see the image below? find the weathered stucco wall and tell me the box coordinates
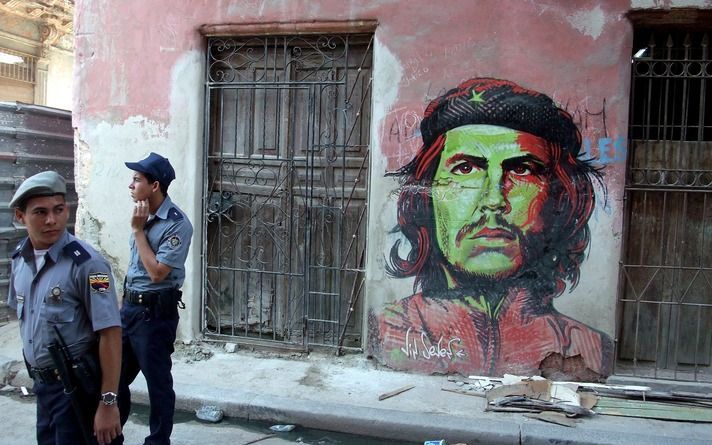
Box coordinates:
[46,48,73,109]
[73,0,711,377]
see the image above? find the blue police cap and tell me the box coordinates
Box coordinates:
[125,152,176,187]
[9,171,67,209]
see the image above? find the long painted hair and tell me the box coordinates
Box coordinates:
[386,78,604,303]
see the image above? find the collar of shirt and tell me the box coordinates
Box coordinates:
[17,230,71,265]
[153,195,174,221]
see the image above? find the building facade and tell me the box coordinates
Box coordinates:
[73,0,712,382]
[0,0,74,109]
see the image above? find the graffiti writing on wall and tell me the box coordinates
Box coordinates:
[559,96,627,164]
[383,106,423,167]
[582,136,626,164]
[399,327,466,361]
[401,39,479,87]
[369,78,614,380]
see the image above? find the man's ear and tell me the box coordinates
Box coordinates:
[151,181,161,193]
[14,208,25,225]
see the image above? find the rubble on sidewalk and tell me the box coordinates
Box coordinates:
[442,373,712,425]
[195,404,224,423]
[482,375,596,418]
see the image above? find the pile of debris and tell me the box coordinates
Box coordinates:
[442,374,712,427]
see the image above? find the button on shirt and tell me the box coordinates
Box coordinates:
[126,195,193,292]
[7,231,121,368]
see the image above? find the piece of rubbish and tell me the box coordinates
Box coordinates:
[424,440,446,445]
[195,405,224,423]
[442,376,493,397]
[480,374,601,418]
[378,384,415,401]
[20,386,29,396]
[488,395,594,416]
[269,424,296,432]
[579,392,599,410]
[224,342,237,353]
[485,379,551,403]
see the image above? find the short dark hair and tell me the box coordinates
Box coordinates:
[142,172,169,196]
[386,78,604,302]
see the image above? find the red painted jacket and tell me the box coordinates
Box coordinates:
[372,292,613,377]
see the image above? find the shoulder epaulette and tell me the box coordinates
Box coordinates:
[11,240,25,259]
[63,241,91,265]
[168,207,184,221]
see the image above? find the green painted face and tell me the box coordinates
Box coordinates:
[432,124,551,284]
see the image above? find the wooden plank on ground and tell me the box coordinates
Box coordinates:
[378,385,415,401]
[594,396,712,422]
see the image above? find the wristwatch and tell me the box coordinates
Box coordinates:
[100,391,118,406]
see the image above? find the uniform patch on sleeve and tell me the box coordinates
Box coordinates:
[89,272,110,293]
[168,235,181,248]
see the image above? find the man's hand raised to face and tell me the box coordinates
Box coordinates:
[131,199,150,233]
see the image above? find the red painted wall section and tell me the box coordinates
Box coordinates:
[75,0,631,156]
[373,0,632,172]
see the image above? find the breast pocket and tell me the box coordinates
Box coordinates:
[44,303,76,324]
[41,302,77,345]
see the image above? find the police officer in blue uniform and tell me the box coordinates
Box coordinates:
[118,153,193,445]
[7,171,123,445]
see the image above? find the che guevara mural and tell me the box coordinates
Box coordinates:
[368,78,613,379]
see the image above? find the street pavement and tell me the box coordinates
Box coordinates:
[1,320,711,445]
[0,390,299,445]
[0,387,410,445]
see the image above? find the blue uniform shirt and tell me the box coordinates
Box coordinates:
[8,231,121,368]
[126,195,193,292]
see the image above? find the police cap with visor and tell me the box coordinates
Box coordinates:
[125,152,176,187]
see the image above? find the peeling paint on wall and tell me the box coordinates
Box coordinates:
[76,48,204,339]
[567,6,606,40]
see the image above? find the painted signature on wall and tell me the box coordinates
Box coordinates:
[400,327,466,361]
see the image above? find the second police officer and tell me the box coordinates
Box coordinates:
[118,153,193,445]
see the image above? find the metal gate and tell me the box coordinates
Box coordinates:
[617,30,712,381]
[202,34,373,351]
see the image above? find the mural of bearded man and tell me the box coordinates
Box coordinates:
[370,78,613,379]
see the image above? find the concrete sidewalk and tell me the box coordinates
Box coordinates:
[1,320,711,445]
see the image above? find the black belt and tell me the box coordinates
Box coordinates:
[124,288,181,306]
[29,366,61,384]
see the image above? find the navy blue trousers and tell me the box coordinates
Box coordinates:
[36,380,93,445]
[35,378,122,445]
[118,302,178,445]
